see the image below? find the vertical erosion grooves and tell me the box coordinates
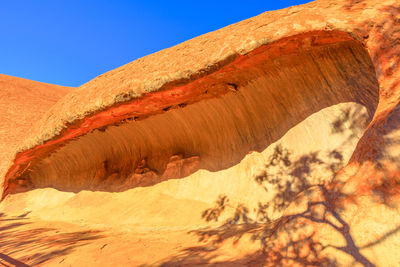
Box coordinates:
[2,31,379,198]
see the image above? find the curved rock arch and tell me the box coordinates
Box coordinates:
[2,30,380,196]
[1,0,399,199]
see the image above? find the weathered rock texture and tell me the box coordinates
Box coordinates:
[7,38,378,194]
[0,0,400,266]
[0,74,71,194]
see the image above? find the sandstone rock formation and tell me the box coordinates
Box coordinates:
[0,0,399,266]
[0,74,71,195]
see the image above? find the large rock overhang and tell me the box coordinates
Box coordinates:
[1,30,380,197]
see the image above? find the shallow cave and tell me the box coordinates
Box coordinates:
[9,33,379,195]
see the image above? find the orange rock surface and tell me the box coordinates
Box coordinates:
[0,0,399,266]
[0,75,71,196]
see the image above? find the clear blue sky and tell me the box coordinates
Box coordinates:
[0,0,311,87]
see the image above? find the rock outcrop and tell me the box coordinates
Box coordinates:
[0,74,71,194]
[0,0,399,266]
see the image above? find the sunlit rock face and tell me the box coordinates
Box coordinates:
[0,102,369,229]
[4,38,378,195]
[0,0,400,266]
[0,74,71,192]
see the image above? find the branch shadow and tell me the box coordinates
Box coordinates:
[159,106,400,266]
[0,212,105,266]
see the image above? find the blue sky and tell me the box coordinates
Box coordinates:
[0,0,311,87]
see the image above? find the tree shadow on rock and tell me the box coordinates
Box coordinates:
[160,105,400,266]
[0,212,105,266]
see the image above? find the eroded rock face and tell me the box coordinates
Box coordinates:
[3,0,399,197]
[0,0,400,266]
[0,75,71,193]
[0,102,370,225]
[2,35,379,195]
